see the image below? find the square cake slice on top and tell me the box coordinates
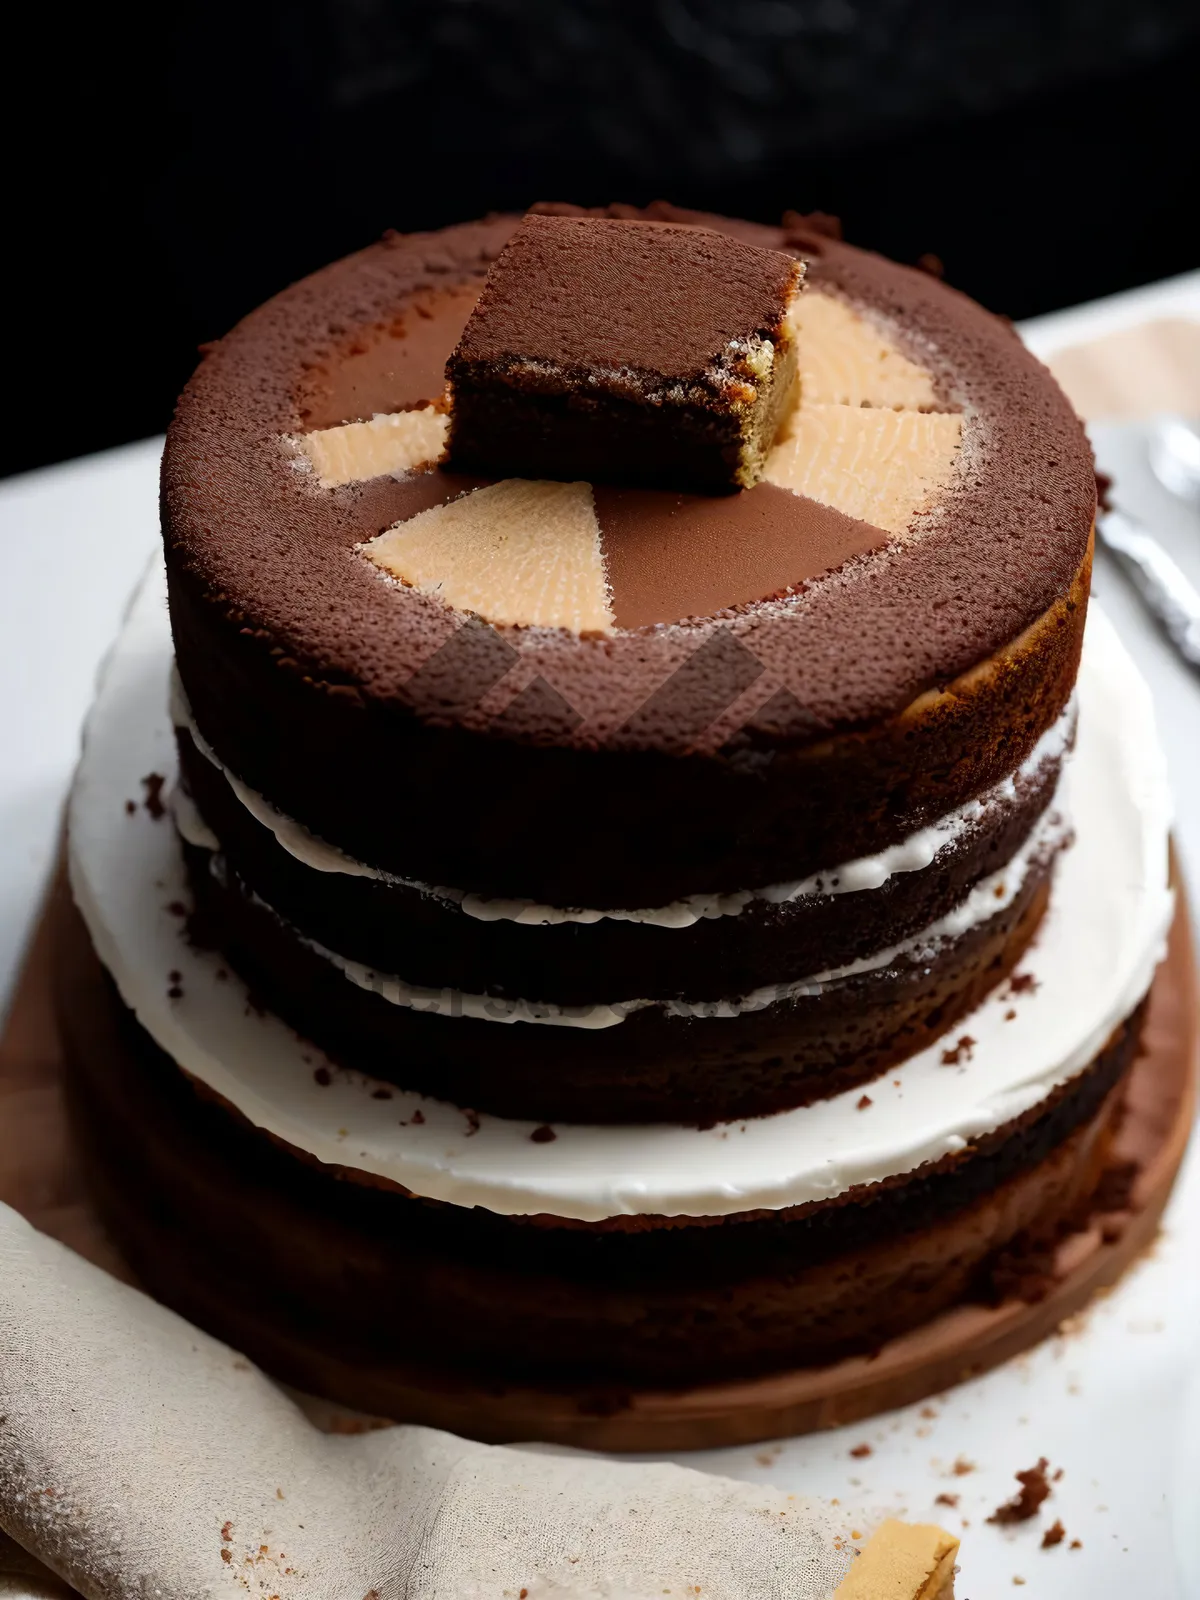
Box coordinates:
[444,212,803,493]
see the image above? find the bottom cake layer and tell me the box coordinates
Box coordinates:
[59,900,1145,1393]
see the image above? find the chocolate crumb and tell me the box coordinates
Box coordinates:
[167,983,184,1000]
[941,1035,976,1066]
[1052,1468,1064,1482]
[1041,1519,1066,1548]
[166,901,187,918]
[1069,1539,1082,1550]
[411,1109,425,1124]
[464,1108,481,1137]
[935,1493,959,1508]
[1095,471,1114,515]
[1091,1159,1139,1215]
[313,1066,332,1087]
[953,1456,976,1475]
[988,1458,1051,1524]
[849,1443,873,1458]
[1009,971,1039,995]
[916,252,945,279]
[531,1124,557,1143]
[1005,1008,1018,1021]
[371,1087,393,1100]
[124,799,137,815]
[141,772,167,819]
[856,1095,873,1110]
[220,1550,232,1564]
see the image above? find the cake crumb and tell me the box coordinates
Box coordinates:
[1012,1578,1026,1587]
[124,798,137,815]
[371,1088,393,1100]
[952,1456,976,1476]
[313,1066,332,1086]
[1070,1539,1082,1550]
[856,1095,873,1110]
[849,1443,872,1458]
[935,1493,959,1508]
[1042,1519,1066,1548]
[463,1108,481,1137]
[941,1035,975,1066]
[531,1125,557,1143]
[141,772,167,819]
[221,1522,233,1542]
[167,900,187,918]
[1005,1008,1017,1021]
[1009,971,1039,995]
[411,1109,425,1124]
[988,1458,1051,1524]
[920,1405,938,1418]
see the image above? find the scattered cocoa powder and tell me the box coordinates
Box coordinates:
[941,1035,976,1066]
[140,772,167,819]
[988,1459,1051,1524]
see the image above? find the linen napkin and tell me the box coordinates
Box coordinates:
[0,1200,893,1600]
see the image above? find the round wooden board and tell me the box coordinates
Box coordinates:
[1,873,1196,1454]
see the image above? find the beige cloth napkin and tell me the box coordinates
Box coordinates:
[0,1201,864,1600]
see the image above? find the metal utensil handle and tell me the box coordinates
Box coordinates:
[1099,510,1200,671]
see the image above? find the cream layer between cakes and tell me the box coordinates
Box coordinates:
[67,564,1172,1222]
[170,670,1077,929]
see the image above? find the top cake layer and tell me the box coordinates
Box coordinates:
[162,204,1094,904]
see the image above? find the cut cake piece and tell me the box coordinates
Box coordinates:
[444,212,803,493]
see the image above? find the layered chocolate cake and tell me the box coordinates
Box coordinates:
[60,204,1174,1416]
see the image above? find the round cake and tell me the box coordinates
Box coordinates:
[60,204,1174,1417]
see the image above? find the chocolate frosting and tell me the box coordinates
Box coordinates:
[163,204,1094,748]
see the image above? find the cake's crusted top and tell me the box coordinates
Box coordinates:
[163,204,1095,746]
[452,213,802,387]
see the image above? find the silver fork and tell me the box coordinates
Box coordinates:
[1097,417,1200,672]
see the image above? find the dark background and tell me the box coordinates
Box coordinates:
[7,0,1199,480]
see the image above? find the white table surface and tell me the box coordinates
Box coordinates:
[2,273,1198,1597]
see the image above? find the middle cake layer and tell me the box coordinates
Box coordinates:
[173,679,1072,1123]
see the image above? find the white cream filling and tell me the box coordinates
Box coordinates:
[170,669,1075,930]
[69,563,1172,1222]
[212,794,1068,1030]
